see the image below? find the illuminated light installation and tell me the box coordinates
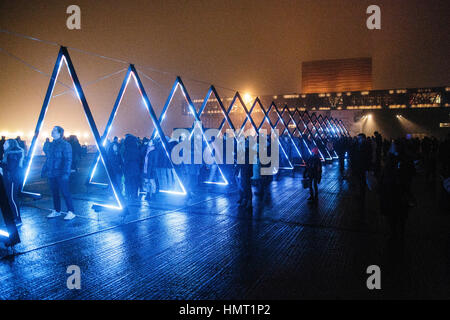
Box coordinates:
[338,119,351,136]
[285,108,312,157]
[279,106,313,158]
[309,113,328,138]
[198,85,237,133]
[320,115,340,137]
[233,96,293,170]
[88,67,133,187]
[333,117,348,136]
[215,92,251,136]
[0,174,20,246]
[310,114,336,153]
[268,103,305,166]
[149,77,228,186]
[297,110,329,161]
[89,66,187,195]
[250,99,293,170]
[302,111,332,161]
[334,119,350,137]
[322,115,340,138]
[312,114,339,159]
[292,109,326,161]
[196,85,238,183]
[21,46,125,211]
[328,117,346,137]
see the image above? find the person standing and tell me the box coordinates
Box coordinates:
[1,139,24,225]
[122,134,141,201]
[142,140,157,201]
[43,137,51,155]
[0,136,6,161]
[44,126,76,220]
[374,131,383,177]
[304,147,322,204]
[379,142,409,241]
[68,135,82,172]
[107,141,123,194]
[352,133,372,202]
[237,138,253,210]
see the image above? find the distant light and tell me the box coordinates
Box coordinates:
[83,132,89,138]
[367,114,372,119]
[243,93,252,104]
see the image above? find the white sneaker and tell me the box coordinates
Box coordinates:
[47,210,62,218]
[64,211,76,220]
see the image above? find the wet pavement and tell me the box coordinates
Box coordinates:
[0,162,449,299]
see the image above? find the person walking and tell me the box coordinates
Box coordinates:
[44,126,76,220]
[1,139,24,225]
[304,147,322,204]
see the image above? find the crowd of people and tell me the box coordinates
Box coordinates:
[329,132,450,240]
[103,134,221,201]
[102,133,273,207]
[1,126,449,237]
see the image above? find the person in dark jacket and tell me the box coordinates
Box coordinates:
[67,135,82,172]
[122,134,141,201]
[304,147,322,204]
[379,142,409,241]
[43,138,51,156]
[44,126,75,220]
[108,142,123,193]
[0,136,6,161]
[15,136,26,154]
[352,133,372,201]
[374,131,383,177]
[142,140,157,200]
[1,139,24,225]
[237,138,253,210]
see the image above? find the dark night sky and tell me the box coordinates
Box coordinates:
[0,0,449,135]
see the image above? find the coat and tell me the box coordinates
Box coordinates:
[42,138,72,178]
[304,154,322,180]
[122,135,141,177]
[1,149,24,184]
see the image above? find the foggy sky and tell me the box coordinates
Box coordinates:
[0,0,449,133]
